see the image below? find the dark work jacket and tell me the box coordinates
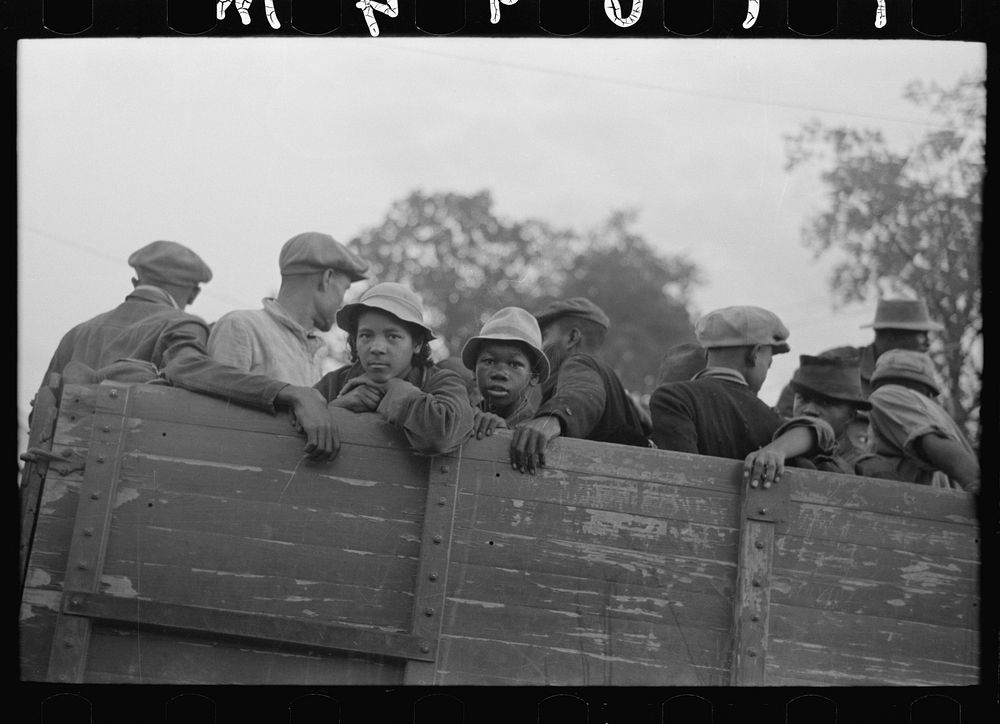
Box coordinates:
[534,353,649,447]
[41,287,287,411]
[650,377,783,459]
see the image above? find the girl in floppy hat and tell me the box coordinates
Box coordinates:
[314,282,473,455]
[461,307,550,439]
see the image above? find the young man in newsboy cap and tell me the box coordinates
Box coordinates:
[509,298,649,474]
[208,232,369,386]
[857,349,979,494]
[651,306,818,479]
[38,240,341,461]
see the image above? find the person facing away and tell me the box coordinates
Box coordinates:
[742,355,872,488]
[313,282,473,455]
[39,240,340,461]
[656,341,708,386]
[207,231,369,386]
[857,349,979,494]
[460,307,549,440]
[649,305,792,460]
[509,297,649,475]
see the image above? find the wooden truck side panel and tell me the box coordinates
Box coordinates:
[19,383,979,686]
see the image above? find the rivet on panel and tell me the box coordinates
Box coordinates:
[432,535,442,544]
[90,492,101,500]
[424,608,435,617]
[747,649,757,658]
[758,508,767,515]
[428,572,439,581]
[96,456,105,464]
[83,528,94,537]
[752,579,761,588]
[420,643,431,654]
[750,614,760,623]
[754,541,765,550]
[440,465,450,474]
[61,449,72,458]
[109,389,119,399]
[437,497,447,506]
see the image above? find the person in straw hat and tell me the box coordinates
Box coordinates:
[208,231,369,386]
[742,355,873,486]
[461,307,549,439]
[509,297,650,475]
[39,240,341,461]
[857,349,979,494]
[314,282,473,455]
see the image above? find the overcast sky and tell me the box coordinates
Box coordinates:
[16,37,985,447]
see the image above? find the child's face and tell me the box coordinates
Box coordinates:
[793,390,856,439]
[356,310,420,382]
[475,342,538,411]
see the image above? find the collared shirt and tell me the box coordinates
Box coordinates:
[866,383,975,488]
[208,298,327,387]
[40,286,288,412]
[692,366,750,387]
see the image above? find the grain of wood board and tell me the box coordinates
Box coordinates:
[445,560,732,630]
[453,527,737,598]
[765,635,979,686]
[109,485,423,556]
[97,559,415,630]
[83,625,404,685]
[434,635,717,686]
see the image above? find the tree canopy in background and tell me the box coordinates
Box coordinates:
[347,190,701,396]
[784,73,984,436]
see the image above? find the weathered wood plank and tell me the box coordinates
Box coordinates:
[765,636,978,686]
[784,502,979,559]
[773,533,978,588]
[117,446,429,508]
[454,493,738,564]
[730,518,774,686]
[109,485,422,557]
[769,604,979,666]
[83,625,405,685]
[434,635,715,686]
[445,561,732,631]
[452,528,737,600]
[784,470,977,524]
[769,569,978,627]
[102,526,420,594]
[460,461,742,529]
[96,560,414,631]
[441,596,732,677]
[459,429,742,495]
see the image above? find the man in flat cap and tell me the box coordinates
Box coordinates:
[38,240,340,461]
[857,349,979,494]
[208,232,369,385]
[509,297,649,475]
[651,306,824,478]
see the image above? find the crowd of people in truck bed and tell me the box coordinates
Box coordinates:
[35,233,981,496]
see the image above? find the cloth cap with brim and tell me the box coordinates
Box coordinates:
[128,241,213,287]
[534,297,610,331]
[695,306,790,354]
[861,298,943,332]
[789,355,871,410]
[870,349,941,396]
[278,231,370,282]
[335,282,436,340]
[461,307,550,382]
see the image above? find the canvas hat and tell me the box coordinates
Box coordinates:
[335,282,436,340]
[790,355,871,410]
[870,349,941,396]
[128,241,213,287]
[534,297,610,330]
[861,298,943,332]
[278,231,370,282]
[695,306,790,354]
[461,307,551,382]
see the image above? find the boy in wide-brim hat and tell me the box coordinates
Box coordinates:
[757,355,873,477]
[314,282,473,455]
[461,307,550,439]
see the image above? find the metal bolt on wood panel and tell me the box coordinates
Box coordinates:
[440,465,450,474]
[82,529,93,537]
[432,535,442,544]
[424,608,435,617]
[90,492,100,500]
[428,573,438,581]
[109,389,118,398]
[755,541,765,549]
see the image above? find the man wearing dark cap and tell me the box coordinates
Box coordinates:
[208,232,369,386]
[742,355,872,486]
[509,298,649,474]
[38,240,340,461]
[858,349,979,493]
[651,306,820,474]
